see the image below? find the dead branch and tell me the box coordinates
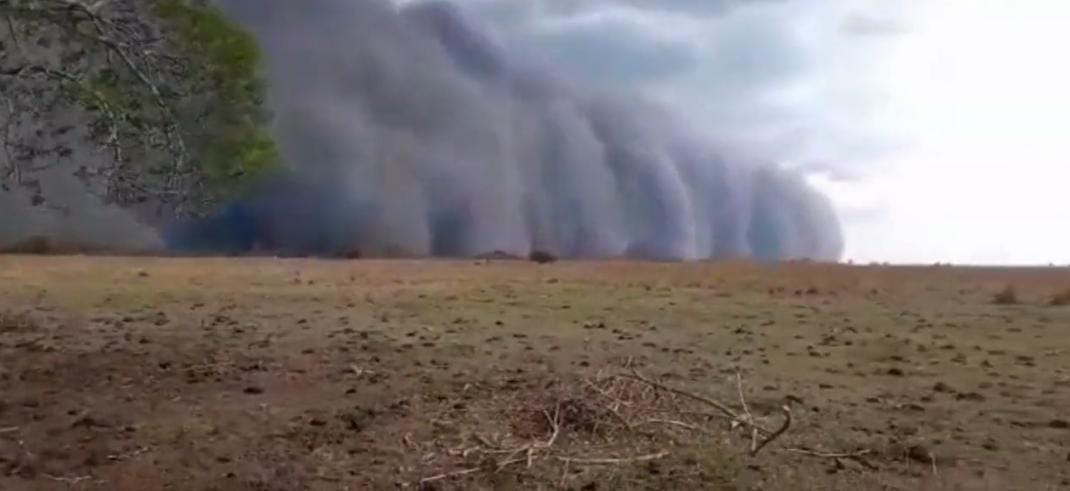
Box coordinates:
[0,95,16,184]
[750,403,792,456]
[63,0,188,179]
[106,446,150,462]
[622,369,770,435]
[44,473,92,485]
[556,450,670,465]
[735,368,759,453]
[785,448,872,459]
[413,366,841,487]
[1,0,197,209]
[581,377,636,431]
[418,466,483,485]
[640,418,717,437]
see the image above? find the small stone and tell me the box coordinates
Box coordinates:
[243,386,264,395]
[887,368,904,377]
[1049,419,1069,429]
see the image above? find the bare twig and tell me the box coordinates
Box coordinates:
[418,466,482,485]
[623,370,738,422]
[1,0,196,208]
[582,378,636,431]
[750,404,792,456]
[785,448,873,459]
[350,364,377,377]
[0,426,20,434]
[57,0,187,178]
[1,92,21,184]
[735,369,752,421]
[641,418,717,436]
[416,366,813,487]
[44,473,92,485]
[420,455,531,486]
[556,450,670,465]
[735,368,759,453]
[623,369,770,435]
[107,446,150,462]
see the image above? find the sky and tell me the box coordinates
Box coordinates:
[443,0,1070,265]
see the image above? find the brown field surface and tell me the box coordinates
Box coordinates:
[1,256,1068,490]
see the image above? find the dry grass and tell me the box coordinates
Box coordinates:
[1050,288,1070,306]
[0,256,1068,489]
[992,284,1019,305]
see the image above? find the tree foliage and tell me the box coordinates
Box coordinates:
[0,0,278,218]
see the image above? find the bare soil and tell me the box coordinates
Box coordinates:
[1,256,1068,490]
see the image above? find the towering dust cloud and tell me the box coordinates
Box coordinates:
[168,0,844,261]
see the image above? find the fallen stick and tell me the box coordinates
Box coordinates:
[556,450,670,465]
[622,369,770,435]
[419,456,530,485]
[641,418,717,436]
[785,448,873,459]
[735,369,759,453]
[44,474,91,485]
[750,404,792,456]
[418,466,482,485]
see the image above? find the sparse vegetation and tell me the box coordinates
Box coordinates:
[1051,288,1070,306]
[1,257,1068,489]
[993,284,1019,305]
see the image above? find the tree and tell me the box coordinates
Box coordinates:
[0,0,277,219]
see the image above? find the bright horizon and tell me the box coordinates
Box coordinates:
[459,0,1070,266]
[826,1,1070,266]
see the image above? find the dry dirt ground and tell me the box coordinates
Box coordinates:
[0,256,1068,490]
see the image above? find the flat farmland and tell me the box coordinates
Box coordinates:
[0,256,1068,490]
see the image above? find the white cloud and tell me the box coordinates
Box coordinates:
[442,0,1068,264]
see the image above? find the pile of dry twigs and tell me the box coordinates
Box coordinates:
[411,359,874,488]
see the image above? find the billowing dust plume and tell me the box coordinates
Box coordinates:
[167,0,844,261]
